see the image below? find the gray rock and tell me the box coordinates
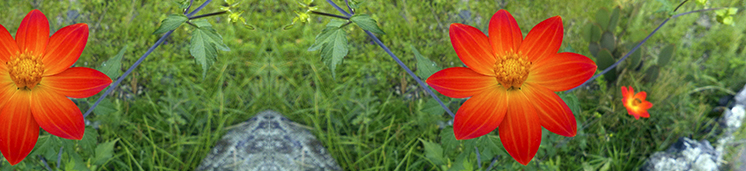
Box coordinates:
[197,110,342,171]
[735,85,746,106]
[641,137,719,171]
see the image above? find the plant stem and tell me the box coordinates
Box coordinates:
[325,0,351,17]
[566,7,725,93]
[184,0,194,15]
[345,0,354,15]
[325,0,455,117]
[189,11,227,20]
[311,11,350,20]
[84,0,213,117]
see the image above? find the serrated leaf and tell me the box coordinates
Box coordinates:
[597,49,617,83]
[191,19,212,28]
[319,27,348,78]
[421,98,446,115]
[413,45,439,80]
[658,44,675,66]
[79,128,99,152]
[154,14,188,34]
[350,14,385,34]
[596,8,610,31]
[92,98,117,116]
[327,19,347,27]
[190,26,229,78]
[559,93,580,115]
[94,139,119,165]
[440,127,459,152]
[98,46,126,80]
[420,139,446,166]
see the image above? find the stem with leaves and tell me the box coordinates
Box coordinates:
[566,7,725,93]
[324,0,455,117]
[84,0,213,117]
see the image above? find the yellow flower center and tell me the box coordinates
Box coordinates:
[7,53,44,90]
[494,52,531,90]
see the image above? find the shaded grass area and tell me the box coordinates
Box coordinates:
[0,0,745,170]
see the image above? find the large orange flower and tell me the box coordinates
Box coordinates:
[426,10,597,165]
[621,86,652,119]
[0,10,112,165]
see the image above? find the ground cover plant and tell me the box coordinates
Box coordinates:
[0,0,745,170]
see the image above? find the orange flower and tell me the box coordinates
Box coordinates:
[426,10,597,165]
[0,10,112,165]
[621,86,652,119]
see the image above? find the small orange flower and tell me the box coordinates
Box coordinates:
[0,10,112,165]
[426,10,597,165]
[621,86,652,119]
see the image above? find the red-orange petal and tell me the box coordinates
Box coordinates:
[499,90,542,165]
[0,90,39,166]
[526,52,597,91]
[488,9,522,57]
[635,91,648,101]
[42,23,89,76]
[426,67,497,98]
[450,23,496,76]
[518,16,563,63]
[621,86,630,99]
[0,24,20,68]
[16,9,49,57]
[453,88,508,140]
[30,86,85,140]
[40,67,112,98]
[523,83,577,137]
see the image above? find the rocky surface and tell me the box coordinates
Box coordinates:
[641,137,719,171]
[196,110,342,171]
[641,84,746,171]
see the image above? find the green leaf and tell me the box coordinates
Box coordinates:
[79,128,99,152]
[440,127,459,152]
[154,14,188,34]
[420,139,446,165]
[658,44,675,66]
[626,43,643,70]
[94,139,119,165]
[588,42,601,57]
[645,65,660,81]
[597,49,617,83]
[421,98,446,116]
[350,14,385,34]
[596,8,610,31]
[559,93,581,115]
[608,6,621,32]
[600,31,616,53]
[190,27,229,77]
[319,28,348,78]
[413,45,439,80]
[92,98,117,116]
[308,19,347,51]
[98,46,127,80]
[191,19,213,28]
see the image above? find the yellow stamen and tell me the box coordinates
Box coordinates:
[8,53,44,90]
[494,52,531,90]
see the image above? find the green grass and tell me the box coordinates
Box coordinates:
[1,0,745,170]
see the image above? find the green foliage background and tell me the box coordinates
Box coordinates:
[0,0,744,170]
